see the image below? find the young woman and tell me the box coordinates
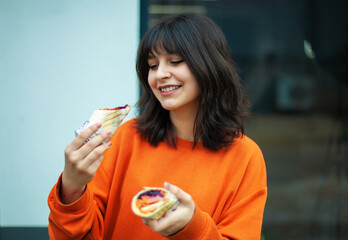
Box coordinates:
[48,13,267,239]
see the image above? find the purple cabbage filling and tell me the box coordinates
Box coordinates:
[116,104,128,109]
[138,190,165,199]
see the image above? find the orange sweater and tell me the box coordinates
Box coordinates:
[48,119,267,239]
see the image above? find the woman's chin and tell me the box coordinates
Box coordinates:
[160,103,177,111]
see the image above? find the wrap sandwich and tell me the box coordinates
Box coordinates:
[131,187,179,220]
[75,104,131,142]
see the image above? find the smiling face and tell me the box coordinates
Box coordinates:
[147,50,201,114]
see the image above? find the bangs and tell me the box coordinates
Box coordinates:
[143,26,183,57]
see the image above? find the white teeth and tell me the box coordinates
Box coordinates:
[160,86,180,92]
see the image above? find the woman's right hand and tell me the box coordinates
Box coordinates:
[60,123,112,204]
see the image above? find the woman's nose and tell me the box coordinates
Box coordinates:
[157,64,171,79]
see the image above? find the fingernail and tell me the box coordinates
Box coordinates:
[106,129,112,135]
[95,123,102,129]
[107,141,112,147]
[164,182,172,190]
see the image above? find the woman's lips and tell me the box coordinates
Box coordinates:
[159,85,181,95]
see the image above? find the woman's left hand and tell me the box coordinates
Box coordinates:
[142,182,195,236]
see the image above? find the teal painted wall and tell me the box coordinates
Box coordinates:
[0,0,139,226]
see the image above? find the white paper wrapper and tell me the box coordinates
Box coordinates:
[75,104,131,142]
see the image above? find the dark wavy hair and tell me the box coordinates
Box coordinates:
[135,13,250,151]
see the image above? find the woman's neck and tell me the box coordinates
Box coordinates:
[169,107,197,141]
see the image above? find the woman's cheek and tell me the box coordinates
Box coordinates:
[148,75,158,98]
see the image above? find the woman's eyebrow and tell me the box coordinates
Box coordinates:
[147,54,156,59]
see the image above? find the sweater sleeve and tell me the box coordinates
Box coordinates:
[168,142,268,240]
[167,188,267,240]
[47,121,128,240]
[47,139,117,240]
[48,165,111,240]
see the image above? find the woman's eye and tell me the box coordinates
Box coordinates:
[171,60,184,65]
[149,64,158,70]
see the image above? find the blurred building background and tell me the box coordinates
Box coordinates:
[141,0,347,240]
[1,0,347,239]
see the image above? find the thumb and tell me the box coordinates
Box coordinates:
[164,182,192,205]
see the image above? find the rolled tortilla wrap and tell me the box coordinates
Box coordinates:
[131,187,179,220]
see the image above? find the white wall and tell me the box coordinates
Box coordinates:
[0,0,139,226]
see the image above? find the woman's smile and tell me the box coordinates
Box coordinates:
[159,85,182,95]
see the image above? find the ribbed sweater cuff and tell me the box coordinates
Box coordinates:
[168,206,207,240]
[55,174,91,213]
